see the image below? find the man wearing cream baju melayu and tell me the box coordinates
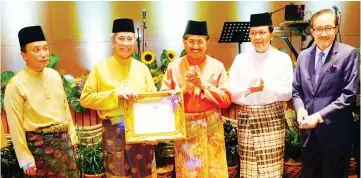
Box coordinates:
[4,25,79,178]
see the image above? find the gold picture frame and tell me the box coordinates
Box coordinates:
[124,91,186,144]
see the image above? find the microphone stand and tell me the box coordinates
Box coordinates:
[270,6,286,16]
[136,28,141,57]
[142,15,147,53]
[269,3,294,16]
[332,5,342,42]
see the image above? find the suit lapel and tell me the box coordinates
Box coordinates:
[308,46,317,94]
[314,42,339,94]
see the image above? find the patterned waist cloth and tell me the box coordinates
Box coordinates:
[174,109,228,177]
[185,109,221,121]
[102,119,156,178]
[25,119,78,178]
[239,102,283,113]
[237,101,285,178]
[32,119,70,134]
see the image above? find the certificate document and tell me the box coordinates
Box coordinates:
[133,102,175,134]
[124,91,186,143]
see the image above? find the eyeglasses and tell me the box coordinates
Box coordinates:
[115,37,135,44]
[249,31,269,37]
[185,39,206,47]
[312,26,336,34]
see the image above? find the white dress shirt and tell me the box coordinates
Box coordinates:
[229,46,293,105]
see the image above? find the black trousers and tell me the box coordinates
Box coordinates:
[301,131,351,178]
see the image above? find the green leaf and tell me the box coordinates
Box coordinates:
[180,49,187,57]
[1,71,15,109]
[147,61,158,69]
[151,68,162,77]
[285,129,301,147]
[77,142,104,174]
[160,50,168,66]
[62,76,76,104]
[223,120,238,156]
[1,71,15,84]
[354,85,360,115]
[70,97,88,112]
[47,54,60,69]
[131,52,140,61]
[278,47,287,54]
[155,82,161,91]
[160,63,168,73]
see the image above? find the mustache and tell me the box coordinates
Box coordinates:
[120,47,131,50]
[318,36,330,39]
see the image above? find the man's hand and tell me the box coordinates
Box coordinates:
[166,89,183,95]
[23,164,37,176]
[245,78,264,97]
[185,66,204,88]
[182,81,194,94]
[299,113,321,129]
[145,139,158,145]
[296,108,308,125]
[117,87,138,100]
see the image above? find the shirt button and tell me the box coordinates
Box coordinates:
[313,97,317,101]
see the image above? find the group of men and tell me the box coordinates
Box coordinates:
[2,8,359,178]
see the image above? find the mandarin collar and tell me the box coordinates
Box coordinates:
[24,66,45,78]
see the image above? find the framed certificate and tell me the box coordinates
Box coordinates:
[124,91,186,144]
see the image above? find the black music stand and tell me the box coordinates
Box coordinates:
[218,22,251,53]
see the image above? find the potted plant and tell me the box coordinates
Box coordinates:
[223,118,239,178]
[284,129,302,178]
[76,126,104,178]
[350,85,360,176]
[1,143,24,178]
[1,71,15,110]
[350,141,358,175]
[77,141,105,178]
[135,49,177,91]
[155,141,174,178]
[68,74,89,112]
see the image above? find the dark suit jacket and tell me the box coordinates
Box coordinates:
[292,41,360,148]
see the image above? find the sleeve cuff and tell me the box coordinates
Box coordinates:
[20,158,35,169]
[316,112,333,125]
[316,112,324,123]
[22,162,36,169]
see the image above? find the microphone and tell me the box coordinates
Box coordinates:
[142,8,146,19]
[142,8,147,29]
[332,5,339,12]
[332,5,340,25]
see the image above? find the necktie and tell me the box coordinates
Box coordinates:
[315,51,325,84]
